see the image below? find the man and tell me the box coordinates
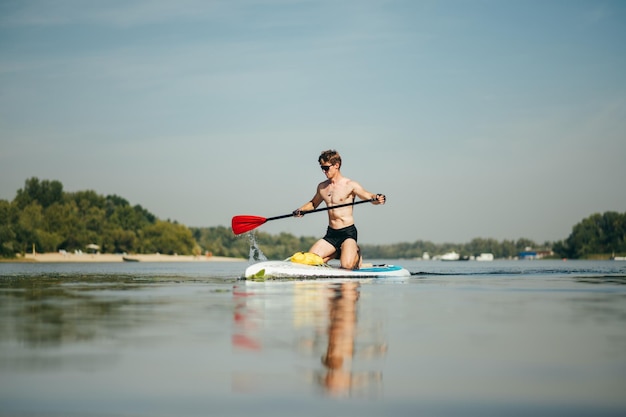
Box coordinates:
[293,149,386,270]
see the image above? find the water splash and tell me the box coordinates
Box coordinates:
[248,232,267,262]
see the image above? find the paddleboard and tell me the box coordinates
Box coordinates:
[243,260,410,280]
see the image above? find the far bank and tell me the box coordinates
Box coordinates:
[5,253,246,263]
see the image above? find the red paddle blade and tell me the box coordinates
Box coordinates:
[232,215,267,235]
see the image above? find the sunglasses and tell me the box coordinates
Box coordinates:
[320,165,333,172]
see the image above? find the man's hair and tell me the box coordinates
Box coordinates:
[318,149,342,168]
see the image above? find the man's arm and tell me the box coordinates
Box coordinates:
[293,188,324,216]
[352,181,386,205]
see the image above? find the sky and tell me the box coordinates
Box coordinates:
[1,0,625,245]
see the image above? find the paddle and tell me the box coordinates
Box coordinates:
[232,197,378,235]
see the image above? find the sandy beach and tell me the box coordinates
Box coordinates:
[18,252,245,263]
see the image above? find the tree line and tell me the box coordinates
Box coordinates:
[553,211,626,259]
[1,178,624,260]
[0,178,196,257]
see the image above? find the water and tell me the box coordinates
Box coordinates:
[248,232,268,262]
[1,260,625,417]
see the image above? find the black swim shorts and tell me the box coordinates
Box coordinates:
[323,224,358,254]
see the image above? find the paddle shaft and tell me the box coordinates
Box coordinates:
[231,196,383,235]
[267,197,377,222]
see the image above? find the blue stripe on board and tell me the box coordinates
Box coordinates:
[357,265,403,273]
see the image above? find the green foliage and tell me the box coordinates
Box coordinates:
[1,177,197,257]
[141,220,196,255]
[0,199,18,257]
[14,178,64,209]
[191,226,317,260]
[359,237,547,259]
[2,178,624,260]
[190,227,549,261]
[553,211,626,259]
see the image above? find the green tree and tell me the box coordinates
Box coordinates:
[141,220,195,255]
[104,228,138,254]
[14,178,64,209]
[554,211,626,259]
[0,200,17,257]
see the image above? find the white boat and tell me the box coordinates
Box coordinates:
[475,253,494,261]
[243,260,411,280]
[440,251,460,261]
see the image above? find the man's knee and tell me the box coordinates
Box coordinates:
[340,240,360,269]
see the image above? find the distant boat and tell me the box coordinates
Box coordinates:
[441,251,460,261]
[612,256,626,261]
[122,256,140,262]
[475,253,494,261]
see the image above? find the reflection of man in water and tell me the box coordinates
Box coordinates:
[321,282,359,394]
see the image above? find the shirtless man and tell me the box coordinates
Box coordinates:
[293,150,386,270]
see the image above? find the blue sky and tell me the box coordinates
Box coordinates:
[1,0,625,245]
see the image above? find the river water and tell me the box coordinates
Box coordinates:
[1,260,625,417]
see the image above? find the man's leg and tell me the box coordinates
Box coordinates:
[339,239,361,270]
[309,239,336,263]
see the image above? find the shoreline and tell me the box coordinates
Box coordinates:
[9,253,246,263]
